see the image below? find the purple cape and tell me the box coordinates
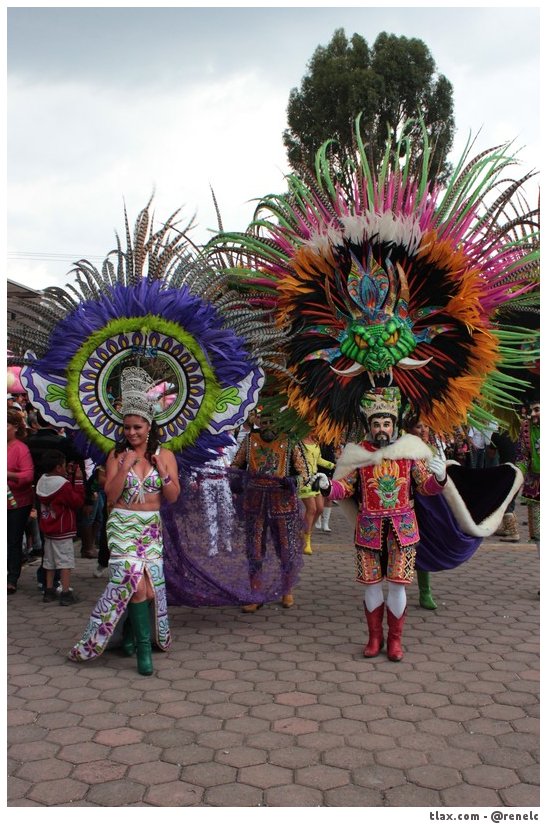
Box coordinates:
[162,467,304,607]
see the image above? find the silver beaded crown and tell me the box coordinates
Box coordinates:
[120,367,156,423]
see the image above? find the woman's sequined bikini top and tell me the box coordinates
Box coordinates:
[120,463,163,504]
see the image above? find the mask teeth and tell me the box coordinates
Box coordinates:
[368,371,376,388]
[388,367,393,386]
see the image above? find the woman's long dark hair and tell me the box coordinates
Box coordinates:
[114,418,161,461]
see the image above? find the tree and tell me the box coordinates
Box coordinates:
[283,29,455,183]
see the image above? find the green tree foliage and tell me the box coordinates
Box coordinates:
[283,29,455,183]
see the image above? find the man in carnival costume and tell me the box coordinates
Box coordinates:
[206,116,538,656]
[231,408,310,612]
[314,386,446,661]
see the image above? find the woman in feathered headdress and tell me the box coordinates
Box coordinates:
[12,202,293,674]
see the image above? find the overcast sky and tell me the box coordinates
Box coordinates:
[7,3,541,291]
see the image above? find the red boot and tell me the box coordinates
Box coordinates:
[363,604,385,657]
[386,607,407,661]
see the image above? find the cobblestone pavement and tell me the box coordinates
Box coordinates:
[7,502,539,808]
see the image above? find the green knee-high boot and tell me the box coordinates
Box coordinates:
[127,601,153,676]
[417,570,437,610]
[121,615,135,657]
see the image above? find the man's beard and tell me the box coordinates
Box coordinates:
[373,432,391,446]
[260,429,277,442]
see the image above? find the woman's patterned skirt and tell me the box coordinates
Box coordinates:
[68,508,171,662]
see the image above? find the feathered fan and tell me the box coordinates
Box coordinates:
[12,201,288,468]
[206,118,539,443]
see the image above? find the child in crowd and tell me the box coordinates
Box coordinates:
[36,449,85,605]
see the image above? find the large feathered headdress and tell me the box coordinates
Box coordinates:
[207,118,539,442]
[11,201,288,467]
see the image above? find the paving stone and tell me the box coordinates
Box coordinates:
[159,743,212,767]
[9,740,60,762]
[516,764,540,785]
[511,716,540,734]
[224,716,269,735]
[215,746,267,768]
[463,717,514,736]
[396,732,450,751]
[368,717,416,737]
[324,784,384,806]
[230,691,273,707]
[7,723,48,744]
[341,704,388,722]
[7,776,32,801]
[265,783,324,806]
[128,759,181,784]
[323,746,374,770]
[156,700,204,719]
[276,691,317,706]
[441,784,502,806]
[180,762,236,788]
[79,712,130,731]
[375,746,428,769]
[204,702,249,719]
[245,731,294,750]
[499,783,540,807]
[94,727,143,747]
[269,746,321,769]
[196,731,243,749]
[352,763,406,790]
[297,704,340,722]
[35,711,84,730]
[433,705,480,722]
[87,778,146,805]
[175,715,221,734]
[462,764,519,789]
[128,713,175,733]
[238,763,293,789]
[270,716,318,736]
[8,709,39,726]
[406,764,461,789]
[28,778,88,805]
[429,748,481,769]
[72,759,128,784]
[204,782,262,806]
[480,748,535,770]
[417,718,466,737]
[495,731,540,750]
[16,757,73,782]
[384,780,443,805]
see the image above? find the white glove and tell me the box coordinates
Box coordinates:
[312,472,331,491]
[427,456,446,482]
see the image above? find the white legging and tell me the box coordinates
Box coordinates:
[363,581,406,618]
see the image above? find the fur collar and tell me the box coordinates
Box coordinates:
[333,435,433,480]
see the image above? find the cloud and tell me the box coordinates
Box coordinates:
[8,69,291,286]
[7,5,540,291]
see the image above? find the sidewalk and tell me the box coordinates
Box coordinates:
[7,502,539,807]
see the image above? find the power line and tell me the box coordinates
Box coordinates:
[8,252,105,262]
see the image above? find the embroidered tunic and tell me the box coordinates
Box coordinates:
[330,441,445,550]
